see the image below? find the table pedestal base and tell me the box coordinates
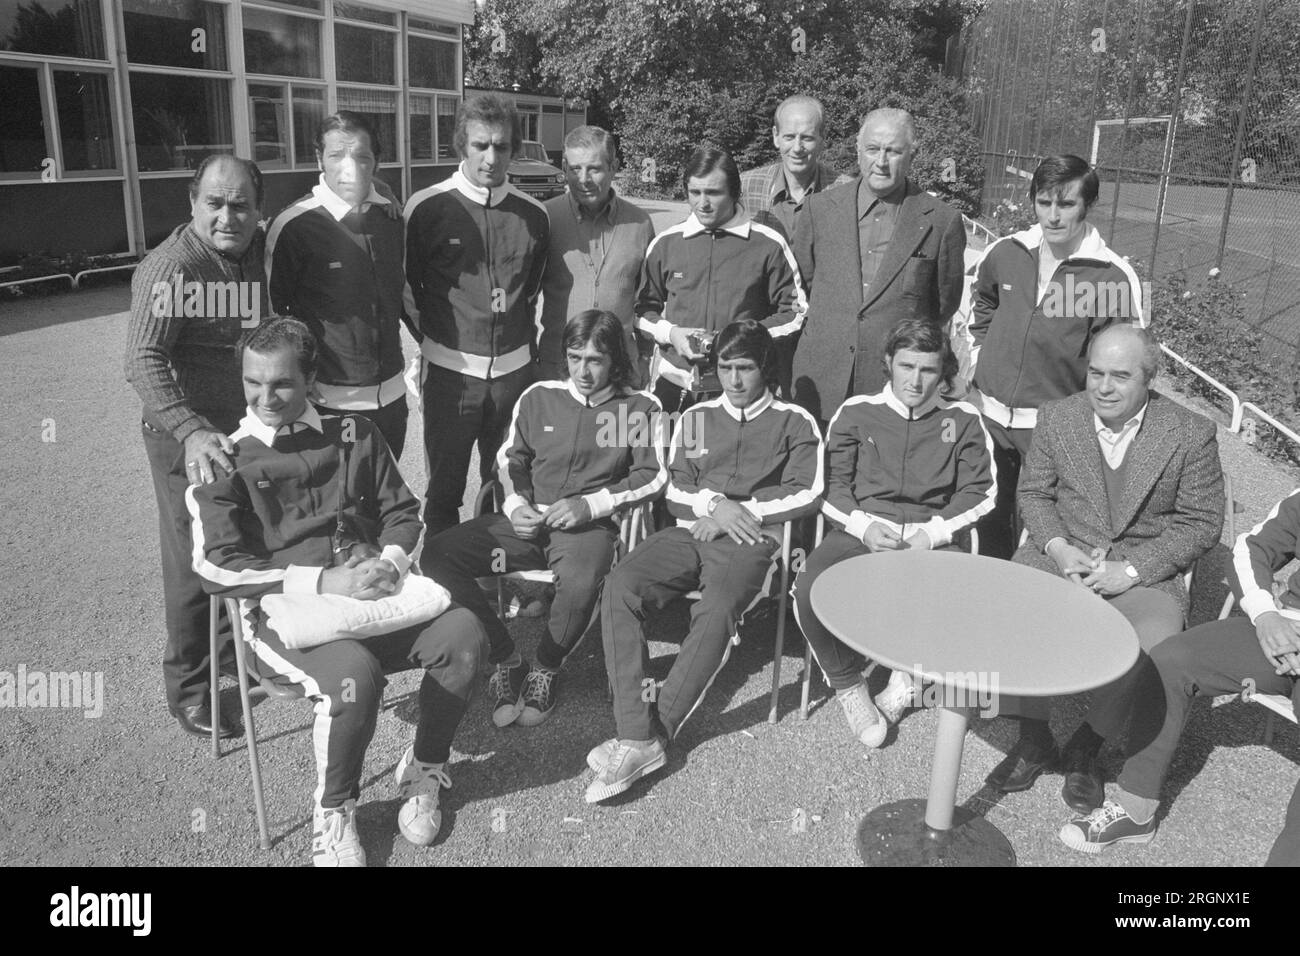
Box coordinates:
[856,799,1015,867]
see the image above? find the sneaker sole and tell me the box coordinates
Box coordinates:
[584,752,667,803]
[492,699,522,727]
[515,703,554,727]
[1058,823,1156,854]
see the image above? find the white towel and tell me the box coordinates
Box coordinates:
[260,574,452,650]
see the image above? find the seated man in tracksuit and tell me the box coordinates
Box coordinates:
[1059,489,1300,862]
[793,318,996,748]
[966,154,1145,559]
[405,93,549,541]
[585,319,824,803]
[187,317,488,867]
[635,147,807,406]
[423,310,668,729]
[266,112,412,457]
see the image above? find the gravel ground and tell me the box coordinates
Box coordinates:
[1,200,1296,868]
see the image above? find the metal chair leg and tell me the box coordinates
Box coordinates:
[228,600,271,851]
[209,596,221,759]
[767,523,793,724]
[800,641,813,719]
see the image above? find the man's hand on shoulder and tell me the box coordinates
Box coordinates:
[374,179,402,220]
[184,428,235,485]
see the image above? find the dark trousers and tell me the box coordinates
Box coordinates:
[1002,586,1185,742]
[601,527,778,741]
[422,513,618,668]
[1267,776,1300,867]
[315,396,408,461]
[142,419,235,713]
[421,363,534,538]
[249,603,487,809]
[1118,616,1300,805]
[976,419,1034,560]
[794,529,961,691]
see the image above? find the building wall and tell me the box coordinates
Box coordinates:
[0,0,472,267]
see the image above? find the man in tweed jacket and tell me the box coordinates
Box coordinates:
[987,325,1223,815]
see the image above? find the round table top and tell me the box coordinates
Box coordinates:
[809,551,1139,697]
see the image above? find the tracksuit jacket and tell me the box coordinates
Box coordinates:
[497,379,669,519]
[665,390,824,529]
[822,385,997,548]
[186,407,420,600]
[1235,489,1300,623]
[265,181,410,406]
[636,211,807,384]
[968,222,1145,427]
[404,166,549,379]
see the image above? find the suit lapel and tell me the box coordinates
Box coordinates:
[863,183,933,311]
[1059,397,1110,528]
[1113,394,1178,532]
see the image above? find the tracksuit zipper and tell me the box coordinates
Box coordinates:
[900,408,913,537]
[484,199,497,381]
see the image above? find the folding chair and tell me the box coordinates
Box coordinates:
[795,514,982,720]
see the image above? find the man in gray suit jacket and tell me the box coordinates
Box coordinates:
[790,108,965,423]
[987,325,1224,815]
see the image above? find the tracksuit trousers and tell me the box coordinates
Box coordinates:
[793,529,962,692]
[423,514,619,668]
[976,418,1034,560]
[601,527,778,742]
[420,363,534,539]
[246,603,487,810]
[142,417,238,713]
[1112,615,1300,865]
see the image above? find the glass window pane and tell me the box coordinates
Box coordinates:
[54,70,115,171]
[122,0,227,70]
[252,0,319,9]
[130,73,232,171]
[249,82,288,169]
[292,86,324,166]
[243,7,320,78]
[337,87,394,163]
[436,96,457,162]
[408,35,455,90]
[409,94,432,162]
[410,17,456,36]
[333,1,392,25]
[335,22,393,85]
[0,0,104,58]
[0,65,46,174]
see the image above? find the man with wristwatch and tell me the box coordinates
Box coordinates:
[987,325,1224,815]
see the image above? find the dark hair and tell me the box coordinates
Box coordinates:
[240,316,317,379]
[715,319,779,389]
[189,154,263,208]
[682,146,741,202]
[1029,154,1099,210]
[454,93,522,160]
[883,318,959,391]
[562,310,635,390]
[315,111,380,158]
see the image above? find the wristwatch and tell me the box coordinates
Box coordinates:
[1124,563,1139,581]
[707,494,725,516]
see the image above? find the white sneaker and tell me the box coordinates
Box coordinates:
[395,746,453,846]
[875,670,916,725]
[586,737,620,773]
[312,799,366,867]
[837,683,887,748]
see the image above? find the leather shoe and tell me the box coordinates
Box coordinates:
[1060,747,1105,813]
[172,703,238,739]
[986,741,1058,793]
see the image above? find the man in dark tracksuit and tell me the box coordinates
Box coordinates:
[266,112,413,457]
[424,311,668,729]
[405,94,549,543]
[188,318,487,867]
[1059,490,1300,861]
[585,320,823,803]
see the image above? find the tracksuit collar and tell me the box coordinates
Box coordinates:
[312,175,390,221]
[565,377,618,407]
[881,383,941,419]
[453,162,511,207]
[718,388,773,421]
[240,403,325,448]
[681,208,752,238]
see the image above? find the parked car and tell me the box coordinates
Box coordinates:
[508,140,566,200]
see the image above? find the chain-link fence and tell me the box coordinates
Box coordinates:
[953,0,1300,358]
